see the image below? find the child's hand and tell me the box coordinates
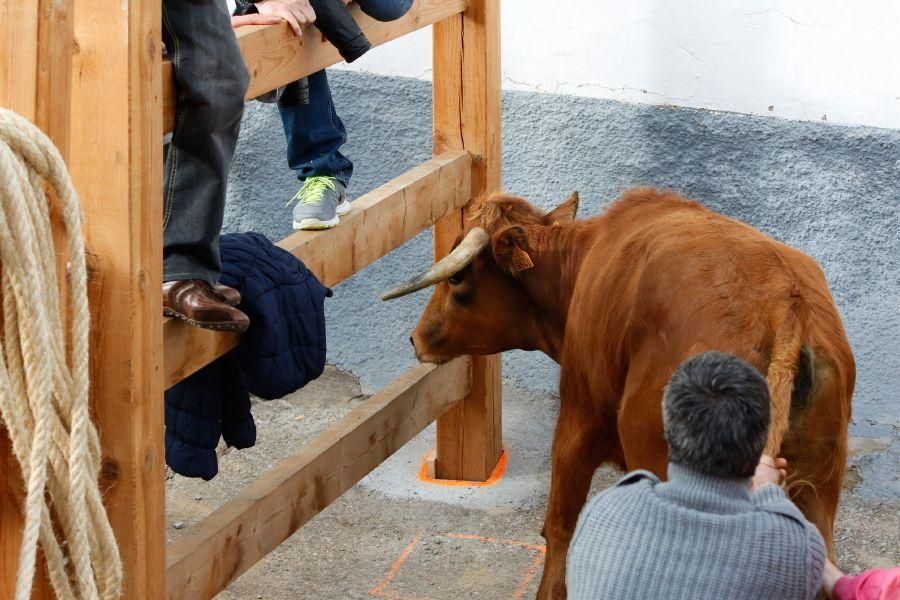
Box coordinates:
[822,560,843,598]
[231,14,285,29]
[255,0,316,36]
[751,455,788,492]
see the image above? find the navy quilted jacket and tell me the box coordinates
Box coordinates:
[165,232,331,479]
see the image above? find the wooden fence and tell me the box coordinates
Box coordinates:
[0,0,501,597]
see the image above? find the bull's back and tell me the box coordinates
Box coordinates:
[564,189,851,412]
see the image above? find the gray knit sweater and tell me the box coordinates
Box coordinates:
[567,464,826,600]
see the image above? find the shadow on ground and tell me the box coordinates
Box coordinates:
[166,367,899,600]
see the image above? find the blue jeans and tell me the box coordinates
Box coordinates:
[277,0,413,187]
[163,0,248,284]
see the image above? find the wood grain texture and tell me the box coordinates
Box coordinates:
[0,0,74,595]
[69,0,166,595]
[0,1,41,593]
[0,1,39,119]
[166,358,472,600]
[162,0,467,132]
[163,325,240,391]
[432,0,503,482]
[164,151,470,390]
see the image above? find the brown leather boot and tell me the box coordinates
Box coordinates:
[163,280,250,333]
[213,284,241,307]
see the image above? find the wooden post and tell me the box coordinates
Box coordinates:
[68,0,166,596]
[0,0,74,595]
[432,0,503,481]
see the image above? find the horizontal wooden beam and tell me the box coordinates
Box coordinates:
[165,358,471,599]
[163,323,240,389]
[163,0,467,132]
[163,150,471,389]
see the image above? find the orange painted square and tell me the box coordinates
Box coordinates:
[417,450,507,487]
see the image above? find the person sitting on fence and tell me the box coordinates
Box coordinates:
[234,0,413,230]
[566,351,827,600]
[162,0,260,332]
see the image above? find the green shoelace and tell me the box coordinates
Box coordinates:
[287,176,337,206]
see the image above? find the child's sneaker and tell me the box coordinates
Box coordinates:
[289,176,352,230]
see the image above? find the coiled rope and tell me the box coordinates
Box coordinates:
[0,108,122,599]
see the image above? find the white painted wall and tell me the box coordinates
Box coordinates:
[336,0,900,129]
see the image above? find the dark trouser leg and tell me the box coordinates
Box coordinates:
[278,70,353,187]
[162,0,248,285]
[275,0,413,188]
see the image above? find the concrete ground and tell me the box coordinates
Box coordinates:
[167,366,900,600]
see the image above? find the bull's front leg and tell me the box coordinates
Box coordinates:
[536,403,615,599]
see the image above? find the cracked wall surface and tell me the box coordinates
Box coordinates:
[333,0,900,129]
[226,70,899,499]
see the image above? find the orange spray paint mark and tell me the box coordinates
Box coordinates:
[443,532,546,553]
[416,449,507,487]
[369,528,425,600]
[513,554,546,600]
[369,529,545,600]
[443,532,546,600]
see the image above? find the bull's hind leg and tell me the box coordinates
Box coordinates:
[785,462,842,556]
[616,350,674,478]
[781,428,845,558]
[537,401,619,600]
[780,357,852,558]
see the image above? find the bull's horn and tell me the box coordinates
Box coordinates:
[381,227,490,300]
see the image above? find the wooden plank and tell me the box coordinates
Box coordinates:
[35,0,74,159]
[0,2,39,119]
[0,1,41,595]
[0,0,74,596]
[36,0,76,355]
[69,0,166,596]
[164,151,470,390]
[432,0,502,481]
[166,358,472,599]
[164,326,240,391]
[163,0,467,132]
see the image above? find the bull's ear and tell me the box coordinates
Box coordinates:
[492,225,534,274]
[544,191,579,225]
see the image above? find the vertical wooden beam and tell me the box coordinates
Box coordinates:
[0,0,74,596]
[69,0,165,596]
[432,0,503,481]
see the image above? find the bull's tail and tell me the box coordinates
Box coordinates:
[763,305,805,456]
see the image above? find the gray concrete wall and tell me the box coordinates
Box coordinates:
[226,70,899,497]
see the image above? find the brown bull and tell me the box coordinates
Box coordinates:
[383,188,854,599]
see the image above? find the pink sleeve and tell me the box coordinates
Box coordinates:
[832,567,900,600]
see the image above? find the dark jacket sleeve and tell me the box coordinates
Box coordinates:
[234,0,370,64]
[308,0,371,62]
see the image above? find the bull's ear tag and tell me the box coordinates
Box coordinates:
[493,225,533,273]
[512,247,534,271]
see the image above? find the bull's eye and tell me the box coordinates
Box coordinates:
[448,264,472,288]
[448,265,470,285]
